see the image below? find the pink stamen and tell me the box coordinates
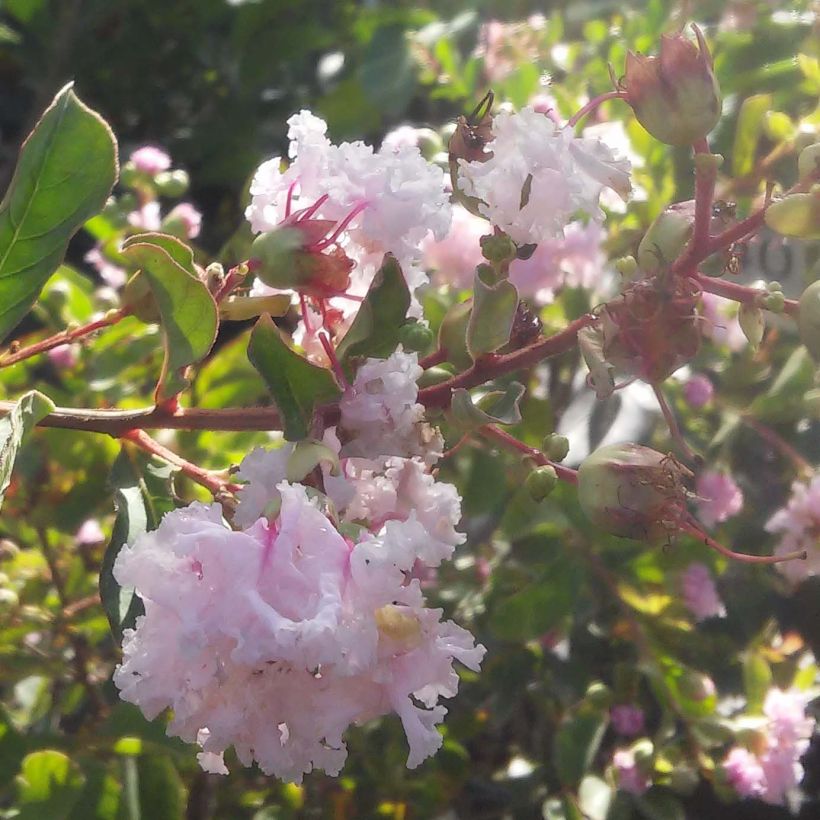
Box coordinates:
[318,331,349,389]
[295,194,330,223]
[285,180,300,219]
[299,294,314,334]
[312,202,369,251]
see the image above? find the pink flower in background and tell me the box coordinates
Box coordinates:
[613,748,649,795]
[723,688,815,805]
[695,471,743,528]
[166,202,202,239]
[47,344,78,370]
[610,704,645,736]
[127,201,162,231]
[724,746,766,798]
[680,562,726,621]
[76,519,105,545]
[474,16,546,83]
[509,220,606,304]
[683,374,714,407]
[85,247,127,288]
[767,476,820,582]
[129,145,171,176]
[423,205,487,290]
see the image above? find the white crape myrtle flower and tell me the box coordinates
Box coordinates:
[766,476,820,583]
[232,443,294,529]
[456,106,632,245]
[246,109,451,282]
[113,483,484,783]
[338,348,443,462]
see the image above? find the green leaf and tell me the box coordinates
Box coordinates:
[0,390,54,514]
[743,652,772,713]
[336,254,411,363]
[466,269,518,359]
[121,236,218,403]
[248,314,341,441]
[15,750,85,820]
[553,710,608,787]
[0,83,118,342]
[100,449,176,643]
[359,25,418,118]
[133,756,186,820]
[450,382,525,431]
[732,94,772,177]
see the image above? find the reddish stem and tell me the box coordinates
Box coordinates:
[213,263,249,303]
[681,520,806,566]
[653,384,699,463]
[697,274,799,317]
[419,348,447,369]
[318,331,349,389]
[481,424,578,485]
[0,309,129,368]
[567,91,626,128]
[121,428,240,497]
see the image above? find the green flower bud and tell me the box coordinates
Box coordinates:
[798,142,820,181]
[765,187,820,240]
[637,202,694,274]
[437,299,473,371]
[762,291,785,313]
[615,256,639,281]
[526,465,558,502]
[542,433,570,462]
[622,25,721,147]
[584,681,613,709]
[480,233,517,265]
[119,161,141,189]
[154,169,190,197]
[799,279,820,362]
[738,303,765,350]
[577,443,692,542]
[397,322,435,354]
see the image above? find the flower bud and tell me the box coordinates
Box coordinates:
[798,279,820,362]
[798,142,820,181]
[542,433,570,462]
[397,321,435,354]
[526,465,558,502]
[480,232,517,265]
[637,202,694,274]
[577,443,692,542]
[417,364,456,388]
[738,303,765,350]
[622,25,721,146]
[251,225,354,298]
[155,169,190,197]
[765,187,820,240]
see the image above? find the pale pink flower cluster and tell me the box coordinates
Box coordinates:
[613,748,650,795]
[695,471,744,529]
[610,704,645,737]
[456,107,631,246]
[129,145,171,176]
[724,688,816,805]
[338,349,443,462]
[246,110,450,289]
[680,562,726,621]
[114,477,483,782]
[683,373,714,408]
[766,476,820,582]
[474,16,547,83]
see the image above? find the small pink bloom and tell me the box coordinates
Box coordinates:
[47,344,78,369]
[85,246,127,288]
[767,477,820,582]
[610,704,645,737]
[680,562,726,621]
[423,205,487,290]
[724,746,766,798]
[166,202,202,239]
[130,145,171,176]
[613,749,649,795]
[683,374,714,408]
[529,93,560,123]
[695,471,743,528]
[76,519,105,545]
[127,201,162,232]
